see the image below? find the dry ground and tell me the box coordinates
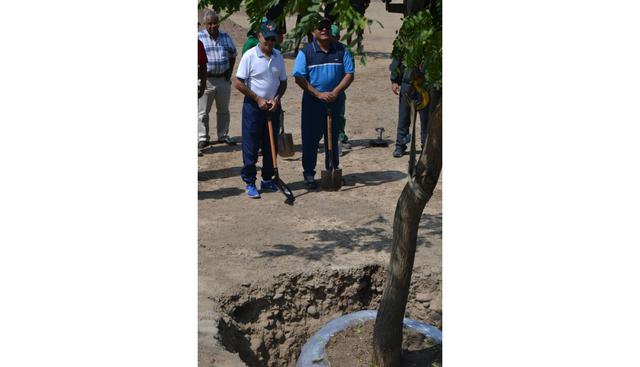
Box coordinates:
[198,2,442,365]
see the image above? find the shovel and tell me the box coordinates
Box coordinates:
[266,110,295,205]
[277,109,295,157]
[320,108,343,191]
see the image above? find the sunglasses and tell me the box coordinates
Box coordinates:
[265,36,277,42]
[316,24,330,30]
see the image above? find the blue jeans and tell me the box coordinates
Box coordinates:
[301,92,343,178]
[240,97,281,184]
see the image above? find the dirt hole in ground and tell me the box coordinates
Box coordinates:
[326,320,442,367]
[214,264,442,367]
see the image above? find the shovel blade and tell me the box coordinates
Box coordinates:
[332,168,343,190]
[320,170,330,189]
[278,133,295,157]
[275,177,295,204]
[320,169,342,191]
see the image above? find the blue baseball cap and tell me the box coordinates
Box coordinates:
[259,20,279,38]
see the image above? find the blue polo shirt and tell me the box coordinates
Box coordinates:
[293,40,355,93]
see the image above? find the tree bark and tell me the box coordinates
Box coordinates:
[373,99,442,367]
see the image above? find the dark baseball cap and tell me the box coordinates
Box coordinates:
[316,18,332,30]
[259,20,279,38]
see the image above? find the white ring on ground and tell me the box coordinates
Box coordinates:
[296,310,442,367]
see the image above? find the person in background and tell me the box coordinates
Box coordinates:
[233,21,288,198]
[198,10,238,149]
[324,0,370,53]
[243,0,288,56]
[198,39,208,157]
[390,56,429,157]
[293,18,355,189]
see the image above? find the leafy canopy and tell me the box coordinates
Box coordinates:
[198,0,441,86]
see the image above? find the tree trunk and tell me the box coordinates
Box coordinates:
[373,99,442,367]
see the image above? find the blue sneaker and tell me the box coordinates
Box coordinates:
[260,180,278,192]
[245,183,260,198]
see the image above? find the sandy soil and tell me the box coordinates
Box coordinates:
[198,3,442,365]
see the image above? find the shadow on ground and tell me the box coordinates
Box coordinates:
[341,170,406,190]
[198,187,244,200]
[199,166,242,181]
[256,212,441,261]
[363,51,392,59]
[418,212,442,247]
[282,169,406,198]
[201,136,243,154]
[346,138,395,149]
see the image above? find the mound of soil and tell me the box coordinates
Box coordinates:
[326,320,442,367]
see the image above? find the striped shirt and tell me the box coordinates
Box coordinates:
[293,40,354,93]
[198,29,237,75]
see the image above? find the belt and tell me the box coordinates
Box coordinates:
[207,72,226,78]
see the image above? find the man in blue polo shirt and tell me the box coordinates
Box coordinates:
[233,21,288,198]
[293,18,355,189]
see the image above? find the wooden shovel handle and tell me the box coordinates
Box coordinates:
[267,115,278,170]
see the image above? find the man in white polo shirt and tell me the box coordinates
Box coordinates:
[233,20,288,199]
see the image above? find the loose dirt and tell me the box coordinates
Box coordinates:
[326,320,441,367]
[215,264,441,367]
[198,3,442,366]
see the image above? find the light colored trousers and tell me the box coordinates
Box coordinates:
[198,76,231,142]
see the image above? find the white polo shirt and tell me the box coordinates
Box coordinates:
[235,45,287,100]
